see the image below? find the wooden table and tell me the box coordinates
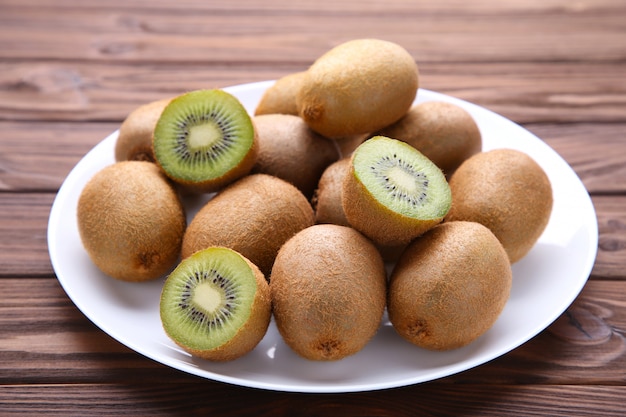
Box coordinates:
[1,0,625,415]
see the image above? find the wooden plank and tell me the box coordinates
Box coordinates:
[0,5,624,64]
[0,384,624,416]
[0,122,116,192]
[1,61,624,124]
[594,196,626,279]
[3,0,625,13]
[0,278,624,385]
[534,123,626,195]
[0,193,55,277]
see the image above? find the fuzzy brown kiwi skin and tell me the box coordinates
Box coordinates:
[115,98,172,163]
[296,39,419,138]
[388,221,512,351]
[166,250,272,362]
[312,157,351,226]
[77,161,186,282]
[251,113,340,199]
[270,224,387,361]
[376,101,482,177]
[254,72,306,116]
[445,148,553,263]
[181,174,315,277]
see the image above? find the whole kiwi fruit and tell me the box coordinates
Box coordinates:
[152,89,258,193]
[312,157,351,226]
[270,224,387,361]
[76,161,186,282]
[388,221,512,351]
[251,113,340,198]
[160,246,271,361]
[296,38,419,138]
[115,97,172,162]
[254,71,306,116]
[342,136,452,246]
[182,173,315,276]
[376,101,482,177]
[445,148,553,263]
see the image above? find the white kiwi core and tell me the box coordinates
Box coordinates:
[188,123,222,150]
[193,282,222,313]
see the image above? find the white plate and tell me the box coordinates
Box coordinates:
[47,81,598,393]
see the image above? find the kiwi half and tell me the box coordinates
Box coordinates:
[160,246,271,361]
[342,136,451,246]
[153,89,257,193]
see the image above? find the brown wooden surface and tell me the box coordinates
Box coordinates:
[1,0,625,415]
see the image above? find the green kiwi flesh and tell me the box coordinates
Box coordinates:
[342,136,451,245]
[153,89,257,192]
[160,246,271,361]
[353,136,450,218]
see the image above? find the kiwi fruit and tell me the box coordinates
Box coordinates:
[311,158,351,226]
[296,38,419,138]
[160,246,271,361]
[254,71,306,116]
[342,136,452,246]
[376,101,482,177]
[388,221,512,351]
[251,113,340,198]
[445,148,553,263]
[152,89,258,193]
[182,174,315,276]
[270,224,387,361]
[76,161,186,282]
[115,97,172,163]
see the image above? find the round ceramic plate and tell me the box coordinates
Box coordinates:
[48,80,598,393]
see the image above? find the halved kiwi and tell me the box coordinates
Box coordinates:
[153,89,257,193]
[160,246,271,361]
[342,136,451,246]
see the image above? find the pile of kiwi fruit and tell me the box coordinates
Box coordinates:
[76,38,553,362]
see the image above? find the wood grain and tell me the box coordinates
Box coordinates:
[0,384,624,416]
[1,2,625,64]
[1,61,625,124]
[1,0,624,414]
